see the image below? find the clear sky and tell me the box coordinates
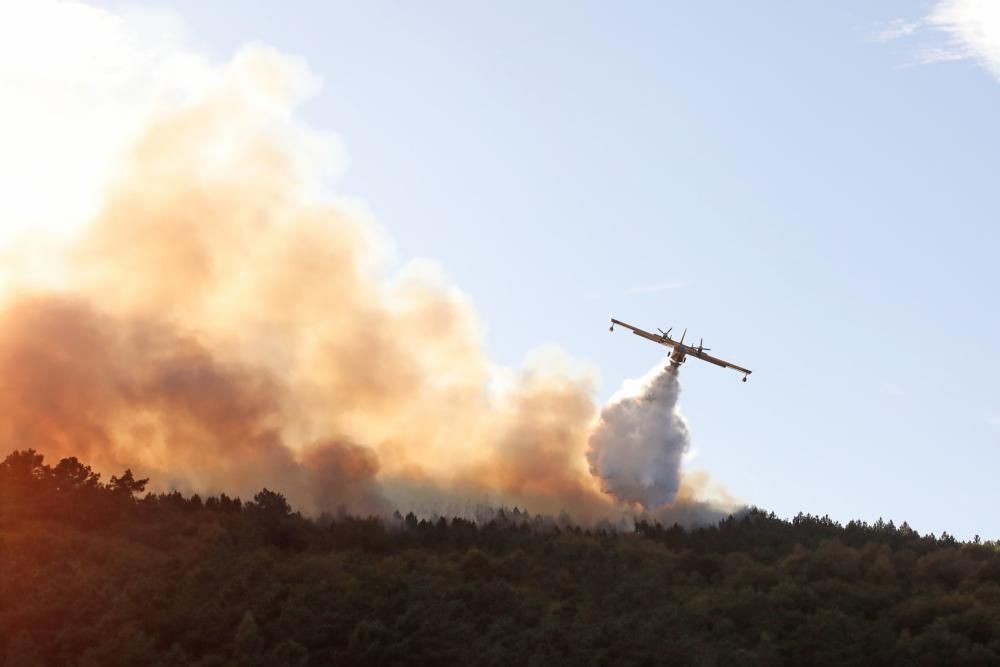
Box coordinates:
[35,1,1000,538]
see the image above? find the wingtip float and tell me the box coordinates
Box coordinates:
[609,317,752,383]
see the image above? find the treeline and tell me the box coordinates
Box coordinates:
[3,449,1000,666]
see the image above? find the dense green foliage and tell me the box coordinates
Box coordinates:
[3,449,1000,666]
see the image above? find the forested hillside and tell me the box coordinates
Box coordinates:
[3,449,1000,666]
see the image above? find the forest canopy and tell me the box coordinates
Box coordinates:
[2,449,999,666]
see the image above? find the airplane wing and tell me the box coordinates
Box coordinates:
[688,349,753,377]
[610,318,678,348]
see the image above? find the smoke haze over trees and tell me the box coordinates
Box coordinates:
[0,4,734,524]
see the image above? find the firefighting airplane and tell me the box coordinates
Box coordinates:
[609,317,753,382]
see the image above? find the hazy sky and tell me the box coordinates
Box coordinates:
[14,1,1000,538]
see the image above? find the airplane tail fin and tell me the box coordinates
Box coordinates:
[680,327,687,345]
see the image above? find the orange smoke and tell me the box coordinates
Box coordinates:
[0,45,735,523]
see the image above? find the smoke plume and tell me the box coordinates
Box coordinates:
[0,3,738,525]
[587,367,690,510]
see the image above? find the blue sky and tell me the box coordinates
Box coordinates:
[83,1,1000,538]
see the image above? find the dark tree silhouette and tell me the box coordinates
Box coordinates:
[4,448,1000,666]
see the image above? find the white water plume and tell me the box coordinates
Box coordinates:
[587,366,690,510]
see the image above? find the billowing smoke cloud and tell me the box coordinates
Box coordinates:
[0,3,738,524]
[587,367,690,510]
